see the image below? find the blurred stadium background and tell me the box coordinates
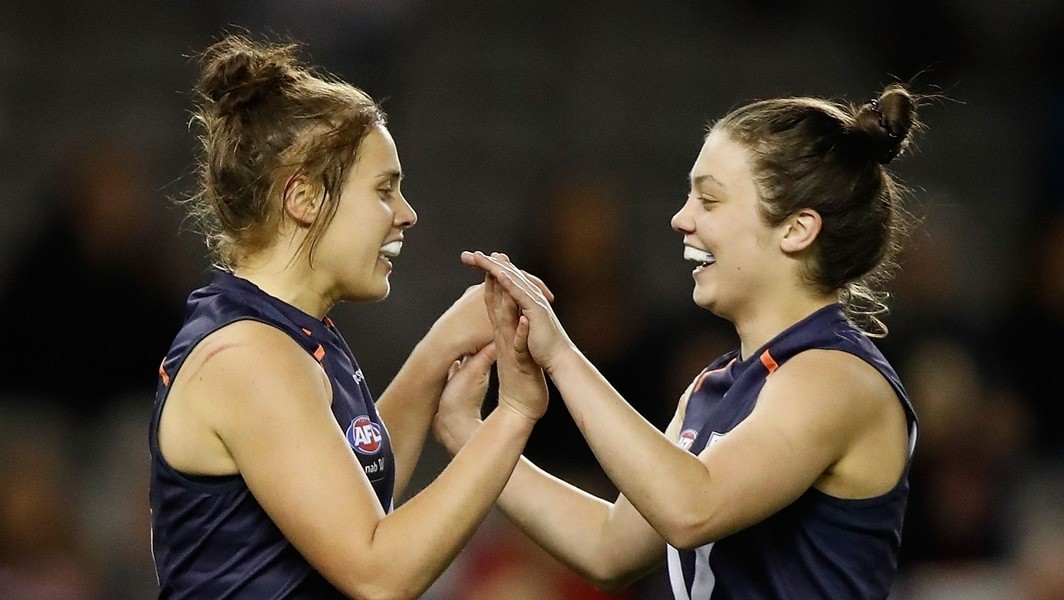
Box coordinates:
[1,1,1062,598]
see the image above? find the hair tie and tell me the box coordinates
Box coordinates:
[869,98,900,140]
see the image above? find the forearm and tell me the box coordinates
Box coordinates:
[548,349,713,542]
[497,457,662,588]
[364,406,534,598]
[377,336,454,498]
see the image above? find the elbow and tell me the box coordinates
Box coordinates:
[657,510,720,551]
[581,552,651,592]
[587,572,639,594]
[336,573,428,600]
[344,585,423,600]
[663,528,707,551]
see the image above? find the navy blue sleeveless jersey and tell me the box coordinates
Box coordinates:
[149,270,395,599]
[667,304,917,600]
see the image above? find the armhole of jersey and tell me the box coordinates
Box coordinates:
[152,317,285,493]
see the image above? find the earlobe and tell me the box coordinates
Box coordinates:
[283,174,322,226]
[780,208,821,253]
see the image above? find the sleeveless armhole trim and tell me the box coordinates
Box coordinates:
[151,316,313,495]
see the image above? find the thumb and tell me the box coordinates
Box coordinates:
[464,342,498,376]
[514,315,531,358]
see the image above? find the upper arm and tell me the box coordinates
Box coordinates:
[689,350,892,538]
[188,321,387,589]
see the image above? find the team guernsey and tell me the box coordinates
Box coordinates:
[668,304,917,600]
[149,270,395,599]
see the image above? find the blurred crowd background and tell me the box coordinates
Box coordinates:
[1,1,1062,599]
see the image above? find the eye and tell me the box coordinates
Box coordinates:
[377,186,394,199]
[691,192,715,207]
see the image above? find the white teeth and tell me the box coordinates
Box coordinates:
[379,241,402,259]
[683,246,715,266]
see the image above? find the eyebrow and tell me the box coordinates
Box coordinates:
[689,173,725,190]
[377,169,403,182]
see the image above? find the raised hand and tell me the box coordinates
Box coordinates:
[461,251,575,374]
[433,342,497,455]
[423,282,494,362]
[483,264,548,423]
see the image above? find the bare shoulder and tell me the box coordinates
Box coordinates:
[763,349,897,420]
[180,320,325,395]
[183,320,304,372]
[760,349,908,497]
[161,320,330,474]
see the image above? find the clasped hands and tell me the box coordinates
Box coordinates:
[432,251,574,455]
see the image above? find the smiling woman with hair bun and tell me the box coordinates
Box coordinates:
[448,82,927,600]
[148,32,551,600]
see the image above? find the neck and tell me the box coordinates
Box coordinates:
[733,293,837,360]
[233,244,332,319]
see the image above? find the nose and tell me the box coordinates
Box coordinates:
[395,192,417,229]
[671,195,696,233]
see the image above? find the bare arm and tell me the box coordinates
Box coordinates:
[434,273,691,590]
[380,273,554,499]
[544,347,907,547]
[437,407,681,590]
[463,252,907,549]
[182,321,539,600]
[376,283,491,499]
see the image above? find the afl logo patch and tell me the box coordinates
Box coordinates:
[347,416,383,455]
[678,429,697,451]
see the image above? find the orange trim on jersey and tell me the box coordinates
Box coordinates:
[159,359,170,386]
[693,370,711,392]
[759,350,778,374]
[693,357,736,392]
[313,345,326,362]
[323,316,334,328]
[301,327,312,336]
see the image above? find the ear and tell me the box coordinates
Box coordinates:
[282,174,323,226]
[779,208,821,253]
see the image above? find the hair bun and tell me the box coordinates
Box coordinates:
[852,84,918,165]
[196,35,299,117]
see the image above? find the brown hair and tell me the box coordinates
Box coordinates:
[184,33,386,270]
[713,84,924,336]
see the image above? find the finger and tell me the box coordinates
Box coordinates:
[482,271,498,325]
[473,341,498,367]
[447,359,461,381]
[521,271,555,303]
[489,276,520,333]
[485,254,543,299]
[458,342,497,380]
[514,314,531,357]
[465,252,545,312]
[477,251,553,302]
[461,250,489,269]
[490,263,551,314]
[479,254,534,293]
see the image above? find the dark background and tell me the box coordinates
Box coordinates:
[1,2,1062,598]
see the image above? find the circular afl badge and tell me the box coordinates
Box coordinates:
[347,416,383,455]
[678,429,698,452]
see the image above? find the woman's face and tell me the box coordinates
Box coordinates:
[316,125,417,303]
[670,130,783,319]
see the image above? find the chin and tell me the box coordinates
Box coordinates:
[348,280,391,303]
[366,285,391,303]
[692,288,726,317]
[692,286,713,310]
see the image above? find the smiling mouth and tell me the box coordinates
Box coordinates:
[379,240,402,260]
[683,246,715,267]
